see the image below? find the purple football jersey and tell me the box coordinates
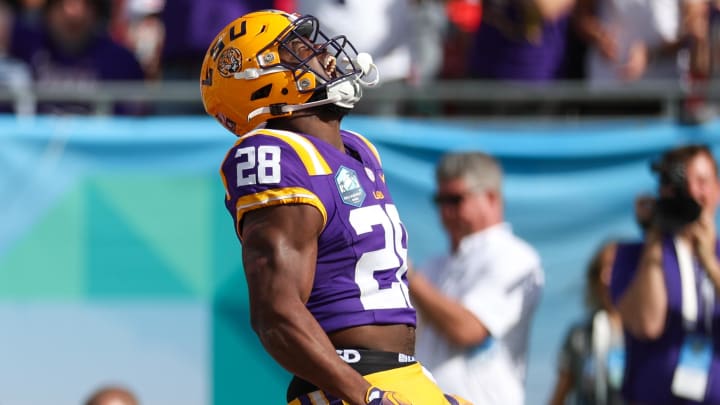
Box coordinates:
[220,128,416,333]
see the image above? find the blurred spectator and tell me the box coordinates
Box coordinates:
[13,0,46,28]
[574,0,709,86]
[160,0,277,81]
[548,240,626,405]
[409,0,448,86]
[0,1,14,49]
[157,0,277,114]
[0,0,34,115]
[467,0,576,81]
[611,144,720,404]
[712,1,720,78]
[446,0,483,34]
[295,0,414,85]
[696,0,720,123]
[440,0,483,79]
[84,385,139,405]
[112,0,165,80]
[8,0,147,114]
[410,151,544,405]
[295,0,439,114]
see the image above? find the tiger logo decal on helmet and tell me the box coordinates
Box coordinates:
[217,48,242,78]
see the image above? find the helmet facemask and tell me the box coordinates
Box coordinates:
[269,15,378,111]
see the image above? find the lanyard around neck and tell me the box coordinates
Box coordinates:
[674,237,714,332]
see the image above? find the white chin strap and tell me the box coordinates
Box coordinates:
[325,77,363,108]
[351,52,380,87]
[245,52,380,121]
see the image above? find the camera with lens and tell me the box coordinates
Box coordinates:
[648,158,702,233]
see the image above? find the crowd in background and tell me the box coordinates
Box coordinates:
[2,2,720,405]
[0,0,719,119]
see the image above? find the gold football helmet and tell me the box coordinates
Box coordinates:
[200,9,379,136]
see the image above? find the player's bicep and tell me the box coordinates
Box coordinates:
[241,204,324,305]
[220,133,330,237]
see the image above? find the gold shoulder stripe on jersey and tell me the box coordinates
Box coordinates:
[345,130,382,166]
[237,129,332,176]
[234,187,328,234]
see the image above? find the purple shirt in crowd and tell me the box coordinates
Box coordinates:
[611,238,720,404]
[162,0,275,63]
[220,128,416,333]
[467,2,568,81]
[9,23,145,114]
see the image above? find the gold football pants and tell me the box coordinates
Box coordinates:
[288,362,472,405]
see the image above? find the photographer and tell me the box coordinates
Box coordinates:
[611,144,720,405]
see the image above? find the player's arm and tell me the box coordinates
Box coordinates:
[241,203,372,405]
[409,272,488,347]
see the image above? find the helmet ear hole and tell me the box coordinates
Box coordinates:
[251,84,273,101]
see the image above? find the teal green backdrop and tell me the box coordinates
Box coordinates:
[2,115,720,404]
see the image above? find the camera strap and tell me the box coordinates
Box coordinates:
[671,237,715,401]
[674,237,714,333]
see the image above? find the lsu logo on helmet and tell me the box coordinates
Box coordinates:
[217,48,243,78]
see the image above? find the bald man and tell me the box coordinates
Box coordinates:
[84,386,138,405]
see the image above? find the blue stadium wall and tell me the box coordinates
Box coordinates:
[2,115,720,404]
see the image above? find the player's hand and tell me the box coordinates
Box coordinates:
[365,386,412,405]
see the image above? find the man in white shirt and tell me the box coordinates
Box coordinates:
[410,151,544,405]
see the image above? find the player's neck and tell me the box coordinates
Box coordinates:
[268,114,344,152]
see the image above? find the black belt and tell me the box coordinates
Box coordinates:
[286,349,417,401]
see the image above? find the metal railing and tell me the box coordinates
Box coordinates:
[0,79,717,118]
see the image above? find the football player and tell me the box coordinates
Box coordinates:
[201,9,472,405]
